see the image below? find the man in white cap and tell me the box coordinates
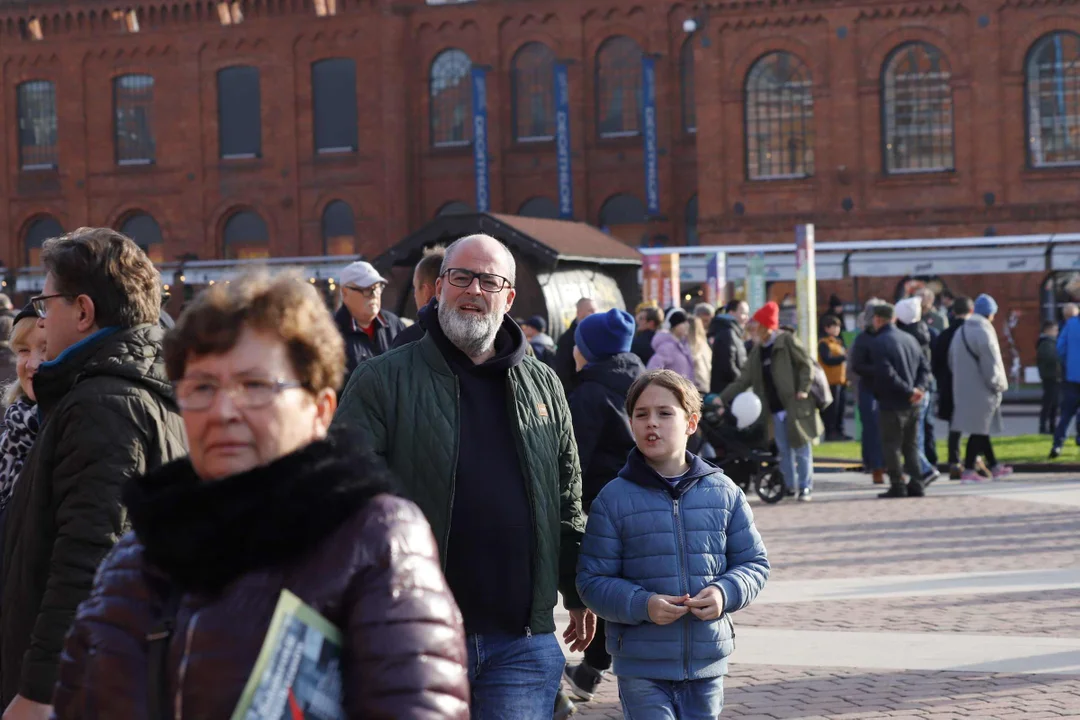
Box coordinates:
[334,260,405,382]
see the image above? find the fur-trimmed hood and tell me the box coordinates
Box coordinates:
[123,429,396,594]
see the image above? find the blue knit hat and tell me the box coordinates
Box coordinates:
[575,308,635,363]
[974,294,998,318]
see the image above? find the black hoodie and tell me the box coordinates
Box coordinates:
[421,301,535,635]
[618,448,718,499]
[569,352,646,511]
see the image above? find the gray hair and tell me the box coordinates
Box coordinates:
[693,302,715,317]
[1064,303,1079,319]
[440,234,517,286]
[862,297,887,328]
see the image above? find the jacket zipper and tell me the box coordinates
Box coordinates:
[508,373,538,638]
[673,497,691,680]
[442,379,461,567]
[175,608,201,720]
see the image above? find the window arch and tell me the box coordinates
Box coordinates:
[436,201,472,217]
[1026,31,1080,168]
[512,42,556,142]
[744,52,815,180]
[217,66,261,159]
[119,212,164,262]
[322,200,356,256]
[24,215,63,265]
[312,58,358,154]
[222,210,269,260]
[881,43,954,174]
[430,49,473,148]
[681,40,696,134]
[685,195,698,246]
[518,196,559,219]
[596,36,643,138]
[17,80,58,170]
[599,193,647,246]
[114,74,155,165]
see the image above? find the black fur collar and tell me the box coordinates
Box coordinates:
[124,430,395,595]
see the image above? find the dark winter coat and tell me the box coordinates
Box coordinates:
[850,328,877,395]
[391,319,426,349]
[334,305,406,383]
[52,433,470,719]
[0,345,16,389]
[554,320,579,393]
[869,323,930,412]
[708,315,747,394]
[1038,334,1062,384]
[0,325,187,705]
[932,320,964,421]
[569,352,645,512]
[631,329,656,366]
[529,332,558,367]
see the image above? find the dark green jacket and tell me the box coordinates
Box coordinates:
[0,325,188,705]
[333,332,586,634]
[1037,335,1062,383]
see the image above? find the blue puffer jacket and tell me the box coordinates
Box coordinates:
[1059,316,1080,384]
[576,450,769,681]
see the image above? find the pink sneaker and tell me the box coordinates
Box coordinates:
[961,470,989,484]
[990,464,1013,479]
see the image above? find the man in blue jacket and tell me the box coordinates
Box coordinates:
[1050,303,1080,458]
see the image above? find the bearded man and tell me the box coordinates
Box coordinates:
[333,234,594,720]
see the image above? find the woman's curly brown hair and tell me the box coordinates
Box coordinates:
[164,272,345,393]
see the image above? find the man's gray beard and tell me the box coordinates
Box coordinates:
[438,302,502,358]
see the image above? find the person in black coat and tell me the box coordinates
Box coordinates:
[563,307,643,703]
[631,306,662,366]
[334,261,406,386]
[708,299,749,394]
[554,298,599,393]
[391,246,446,350]
[931,296,973,478]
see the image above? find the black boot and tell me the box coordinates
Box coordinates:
[878,484,908,498]
[906,480,925,497]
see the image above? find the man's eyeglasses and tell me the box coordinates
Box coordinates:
[173,377,304,411]
[345,283,385,299]
[29,293,75,319]
[441,268,513,293]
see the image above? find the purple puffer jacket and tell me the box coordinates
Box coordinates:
[647,331,695,382]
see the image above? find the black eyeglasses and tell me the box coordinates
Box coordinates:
[29,293,75,319]
[345,283,385,299]
[441,268,513,293]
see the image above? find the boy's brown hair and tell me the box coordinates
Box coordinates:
[625,369,702,418]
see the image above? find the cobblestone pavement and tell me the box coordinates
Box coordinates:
[565,473,1080,719]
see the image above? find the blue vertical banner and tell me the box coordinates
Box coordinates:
[642,55,660,217]
[471,66,490,212]
[554,62,574,220]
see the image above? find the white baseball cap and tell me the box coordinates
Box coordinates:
[340,261,388,289]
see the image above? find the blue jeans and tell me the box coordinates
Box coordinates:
[773,412,813,491]
[914,392,934,476]
[1053,381,1080,449]
[466,632,564,720]
[858,385,884,471]
[618,676,725,719]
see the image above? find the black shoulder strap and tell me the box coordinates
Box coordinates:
[147,589,182,720]
[959,326,981,368]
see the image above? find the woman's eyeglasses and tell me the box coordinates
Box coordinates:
[441,268,513,293]
[173,377,303,411]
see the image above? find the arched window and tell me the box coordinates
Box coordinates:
[17,80,58,170]
[681,40,696,134]
[436,201,472,217]
[222,210,269,260]
[512,42,556,142]
[24,215,63,265]
[596,36,643,138]
[312,58,358,154]
[745,52,815,180]
[119,212,164,263]
[518,197,559,219]
[598,194,647,246]
[881,43,954,174]
[217,66,261,159]
[685,195,698,246]
[1026,32,1080,168]
[322,200,356,256]
[430,49,473,147]
[114,74,155,165]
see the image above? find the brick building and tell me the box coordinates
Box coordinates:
[0,0,1077,276]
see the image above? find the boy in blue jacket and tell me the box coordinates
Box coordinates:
[577,369,770,718]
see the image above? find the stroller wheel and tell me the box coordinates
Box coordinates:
[755,468,786,504]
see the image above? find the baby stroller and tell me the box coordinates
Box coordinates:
[699,405,786,504]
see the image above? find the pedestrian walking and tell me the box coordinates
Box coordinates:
[576,369,769,719]
[851,299,887,485]
[896,297,940,484]
[334,260,405,382]
[692,302,715,334]
[334,234,595,719]
[632,306,662,366]
[818,314,849,441]
[920,287,950,333]
[554,297,599,393]
[709,300,749,395]
[950,294,1011,480]
[931,296,974,479]
[688,316,711,394]
[1038,320,1062,435]
[868,303,932,499]
[49,273,469,719]
[562,308,644,705]
[647,310,695,381]
[0,228,188,718]
[522,315,557,366]
[391,245,446,349]
[0,307,44,517]
[720,301,822,501]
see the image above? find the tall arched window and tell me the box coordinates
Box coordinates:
[745,52,815,180]
[518,196,559,219]
[681,40,696,134]
[312,58,358,154]
[596,36,643,138]
[17,80,58,170]
[1026,32,1080,168]
[430,49,473,147]
[24,215,63,266]
[685,195,699,246]
[881,43,954,174]
[512,42,556,142]
[114,74,155,165]
[119,212,164,263]
[322,200,356,256]
[222,210,269,260]
[599,194,647,246]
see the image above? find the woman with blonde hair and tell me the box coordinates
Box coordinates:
[687,315,712,394]
[0,306,46,515]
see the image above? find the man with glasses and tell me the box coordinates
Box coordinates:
[0,228,186,720]
[334,260,405,382]
[335,233,594,720]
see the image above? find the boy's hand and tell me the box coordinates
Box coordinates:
[684,586,725,621]
[648,594,690,625]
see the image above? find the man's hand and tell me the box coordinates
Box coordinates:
[910,388,925,405]
[795,391,809,400]
[647,594,690,625]
[684,586,725,621]
[564,608,597,653]
[3,695,52,720]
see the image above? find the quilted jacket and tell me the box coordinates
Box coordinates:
[577,450,769,681]
[333,316,587,634]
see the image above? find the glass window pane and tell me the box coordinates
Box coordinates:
[223,210,269,260]
[596,37,643,138]
[1026,32,1080,168]
[518,197,559,218]
[512,43,556,141]
[686,195,698,246]
[431,49,473,147]
[745,52,815,180]
[17,81,58,170]
[312,58,358,153]
[120,213,164,262]
[218,66,261,159]
[24,215,63,265]
[881,43,954,174]
[114,74,155,165]
[322,200,355,256]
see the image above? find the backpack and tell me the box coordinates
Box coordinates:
[810,359,834,411]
